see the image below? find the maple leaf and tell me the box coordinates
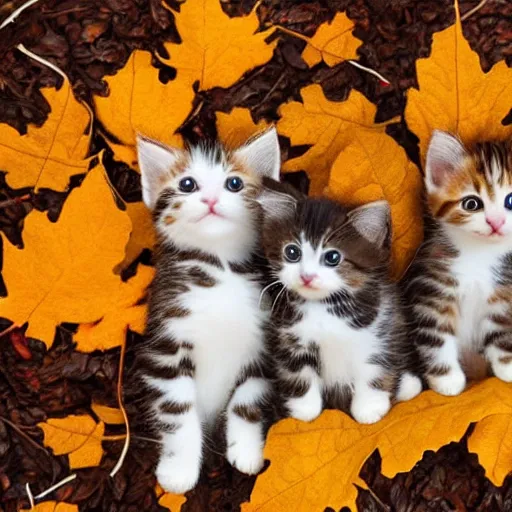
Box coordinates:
[244,379,512,512]
[216,108,269,148]
[0,164,132,347]
[0,82,92,191]
[22,502,78,512]
[91,403,125,425]
[405,1,512,161]
[38,415,105,469]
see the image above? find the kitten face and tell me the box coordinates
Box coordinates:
[425,131,512,242]
[259,183,391,301]
[137,128,280,259]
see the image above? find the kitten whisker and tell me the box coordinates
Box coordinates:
[259,280,282,309]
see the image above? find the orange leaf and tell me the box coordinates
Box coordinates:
[0,83,91,191]
[405,1,512,162]
[38,415,105,469]
[0,164,132,347]
[245,379,512,512]
[216,108,269,148]
[91,403,125,425]
[156,483,187,511]
[301,13,361,67]
[22,502,78,512]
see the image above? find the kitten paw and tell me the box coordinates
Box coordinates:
[156,455,200,494]
[351,392,391,424]
[286,393,323,422]
[492,360,512,383]
[227,440,264,475]
[427,368,466,396]
[395,372,423,402]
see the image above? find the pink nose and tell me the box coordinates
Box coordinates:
[201,198,218,211]
[301,274,316,286]
[486,216,505,232]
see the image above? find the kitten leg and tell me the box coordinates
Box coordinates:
[351,371,392,424]
[395,371,423,402]
[485,332,512,383]
[152,376,203,494]
[226,376,269,475]
[285,366,323,422]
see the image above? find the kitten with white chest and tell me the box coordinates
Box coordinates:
[135,129,280,493]
[259,182,422,425]
[402,131,512,396]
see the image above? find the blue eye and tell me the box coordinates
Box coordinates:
[284,244,301,263]
[225,176,244,192]
[505,193,512,210]
[178,177,197,193]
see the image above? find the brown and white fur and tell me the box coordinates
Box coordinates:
[134,129,280,493]
[402,130,512,396]
[259,181,422,425]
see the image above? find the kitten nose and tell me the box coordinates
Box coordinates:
[486,216,505,232]
[300,274,316,286]
[201,198,218,212]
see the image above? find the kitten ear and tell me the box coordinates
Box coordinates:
[234,127,281,180]
[348,200,391,249]
[136,135,182,209]
[257,181,297,222]
[425,130,468,190]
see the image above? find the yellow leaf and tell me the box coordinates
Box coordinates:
[164,0,276,91]
[156,483,187,511]
[468,413,512,486]
[405,1,512,162]
[23,502,79,512]
[326,130,423,278]
[245,379,512,512]
[0,164,132,347]
[91,403,125,425]
[302,13,361,67]
[38,415,105,469]
[74,264,154,352]
[0,83,91,191]
[216,108,269,148]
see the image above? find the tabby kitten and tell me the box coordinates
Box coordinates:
[135,129,280,493]
[259,182,422,425]
[402,131,512,396]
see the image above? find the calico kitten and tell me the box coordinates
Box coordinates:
[259,182,422,425]
[135,129,280,493]
[402,131,512,396]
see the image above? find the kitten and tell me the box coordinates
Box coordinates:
[402,131,512,396]
[134,129,280,493]
[259,181,422,425]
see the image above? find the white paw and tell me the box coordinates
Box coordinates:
[287,393,323,422]
[395,372,423,402]
[492,359,512,382]
[156,455,200,494]
[227,439,264,475]
[351,391,391,424]
[427,368,466,396]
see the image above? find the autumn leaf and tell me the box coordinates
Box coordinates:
[38,415,105,469]
[244,379,512,512]
[216,108,269,148]
[22,502,78,512]
[405,1,512,161]
[301,13,361,67]
[0,82,92,191]
[0,164,132,347]
[91,403,125,425]
[74,264,153,352]
[156,484,187,511]
[326,129,423,278]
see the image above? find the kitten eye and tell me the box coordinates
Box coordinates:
[283,244,301,263]
[178,177,197,193]
[505,193,512,210]
[323,250,342,267]
[461,195,483,212]
[225,176,244,192]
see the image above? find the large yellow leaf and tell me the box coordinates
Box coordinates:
[244,379,512,512]
[74,264,153,352]
[163,0,276,91]
[216,108,269,148]
[23,502,78,512]
[277,85,397,196]
[301,13,361,67]
[326,131,423,278]
[0,83,91,191]
[405,1,512,161]
[468,414,512,486]
[0,165,132,347]
[38,415,105,469]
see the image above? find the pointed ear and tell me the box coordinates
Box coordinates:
[235,127,281,180]
[136,135,182,209]
[425,130,468,190]
[257,180,297,223]
[348,200,391,249]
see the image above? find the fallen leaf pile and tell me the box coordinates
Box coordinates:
[0,0,511,511]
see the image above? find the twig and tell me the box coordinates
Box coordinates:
[16,44,67,82]
[0,417,50,455]
[347,60,390,85]
[0,0,39,30]
[461,0,489,21]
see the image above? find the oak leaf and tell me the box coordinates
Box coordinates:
[23,502,78,512]
[244,379,512,512]
[0,82,91,191]
[38,415,105,469]
[405,2,512,161]
[91,403,125,425]
[0,165,132,347]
